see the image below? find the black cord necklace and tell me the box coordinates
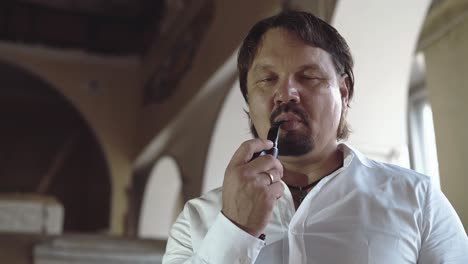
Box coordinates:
[286,177,323,204]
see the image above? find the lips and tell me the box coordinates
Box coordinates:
[274,113,303,130]
[275,112,302,123]
[270,102,310,129]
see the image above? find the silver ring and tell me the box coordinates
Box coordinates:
[266,172,274,185]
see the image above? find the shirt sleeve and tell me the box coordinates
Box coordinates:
[163,204,265,264]
[418,183,468,263]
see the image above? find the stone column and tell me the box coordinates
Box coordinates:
[421,0,468,231]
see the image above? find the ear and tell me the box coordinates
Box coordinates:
[339,74,350,109]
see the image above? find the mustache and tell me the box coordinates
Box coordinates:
[270,102,310,127]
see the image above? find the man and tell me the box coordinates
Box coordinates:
[163,11,468,263]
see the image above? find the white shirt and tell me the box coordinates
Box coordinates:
[163,144,468,263]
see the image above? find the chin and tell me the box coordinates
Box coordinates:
[277,132,314,156]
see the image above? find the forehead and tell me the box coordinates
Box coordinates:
[250,28,335,74]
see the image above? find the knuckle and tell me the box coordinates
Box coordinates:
[239,141,252,153]
[264,155,276,163]
[242,139,262,157]
[273,158,283,170]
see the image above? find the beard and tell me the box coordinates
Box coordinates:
[271,102,314,156]
[249,120,314,156]
[249,102,348,156]
[277,127,314,156]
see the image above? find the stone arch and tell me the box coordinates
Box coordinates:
[0,60,111,232]
[138,155,183,239]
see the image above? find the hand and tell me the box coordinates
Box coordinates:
[222,138,284,237]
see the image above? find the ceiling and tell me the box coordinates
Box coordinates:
[0,0,165,55]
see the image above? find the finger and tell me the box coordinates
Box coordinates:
[262,171,275,185]
[230,139,273,166]
[257,169,283,186]
[248,155,283,179]
[268,181,285,199]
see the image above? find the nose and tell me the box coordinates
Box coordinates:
[274,77,300,106]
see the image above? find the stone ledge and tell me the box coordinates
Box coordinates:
[0,194,63,235]
[34,234,166,264]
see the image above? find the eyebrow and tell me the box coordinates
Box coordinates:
[298,63,323,72]
[250,63,275,74]
[250,63,324,75]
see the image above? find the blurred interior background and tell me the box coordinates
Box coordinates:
[0,0,467,263]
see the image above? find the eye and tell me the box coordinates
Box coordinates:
[299,74,322,84]
[300,73,318,80]
[258,76,277,84]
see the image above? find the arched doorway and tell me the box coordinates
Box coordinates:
[139,155,182,239]
[0,61,111,232]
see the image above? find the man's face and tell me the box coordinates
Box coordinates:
[246,28,349,157]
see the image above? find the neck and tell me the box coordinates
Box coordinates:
[279,142,343,187]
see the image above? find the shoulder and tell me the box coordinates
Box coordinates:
[340,144,433,201]
[344,143,431,187]
[183,187,223,222]
[186,187,223,208]
[374,161,430,186]
[170,187,224,247]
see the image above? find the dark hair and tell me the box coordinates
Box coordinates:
[237,10,354,140]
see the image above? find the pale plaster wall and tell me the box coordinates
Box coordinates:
[0,42,142,234]
[203,80,251,193]
[424,16,468,231]
[332,0,431,165]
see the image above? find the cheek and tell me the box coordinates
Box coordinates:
[248,97,272,137]
[308,92,342,127]
[329,94,344,127]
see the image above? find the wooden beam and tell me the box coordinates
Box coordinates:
[143,0,209,75]
[142,0,214,103]
[15,0,149,18]
[1,1,159,55]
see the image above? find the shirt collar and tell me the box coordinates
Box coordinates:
[338,142,374,168]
